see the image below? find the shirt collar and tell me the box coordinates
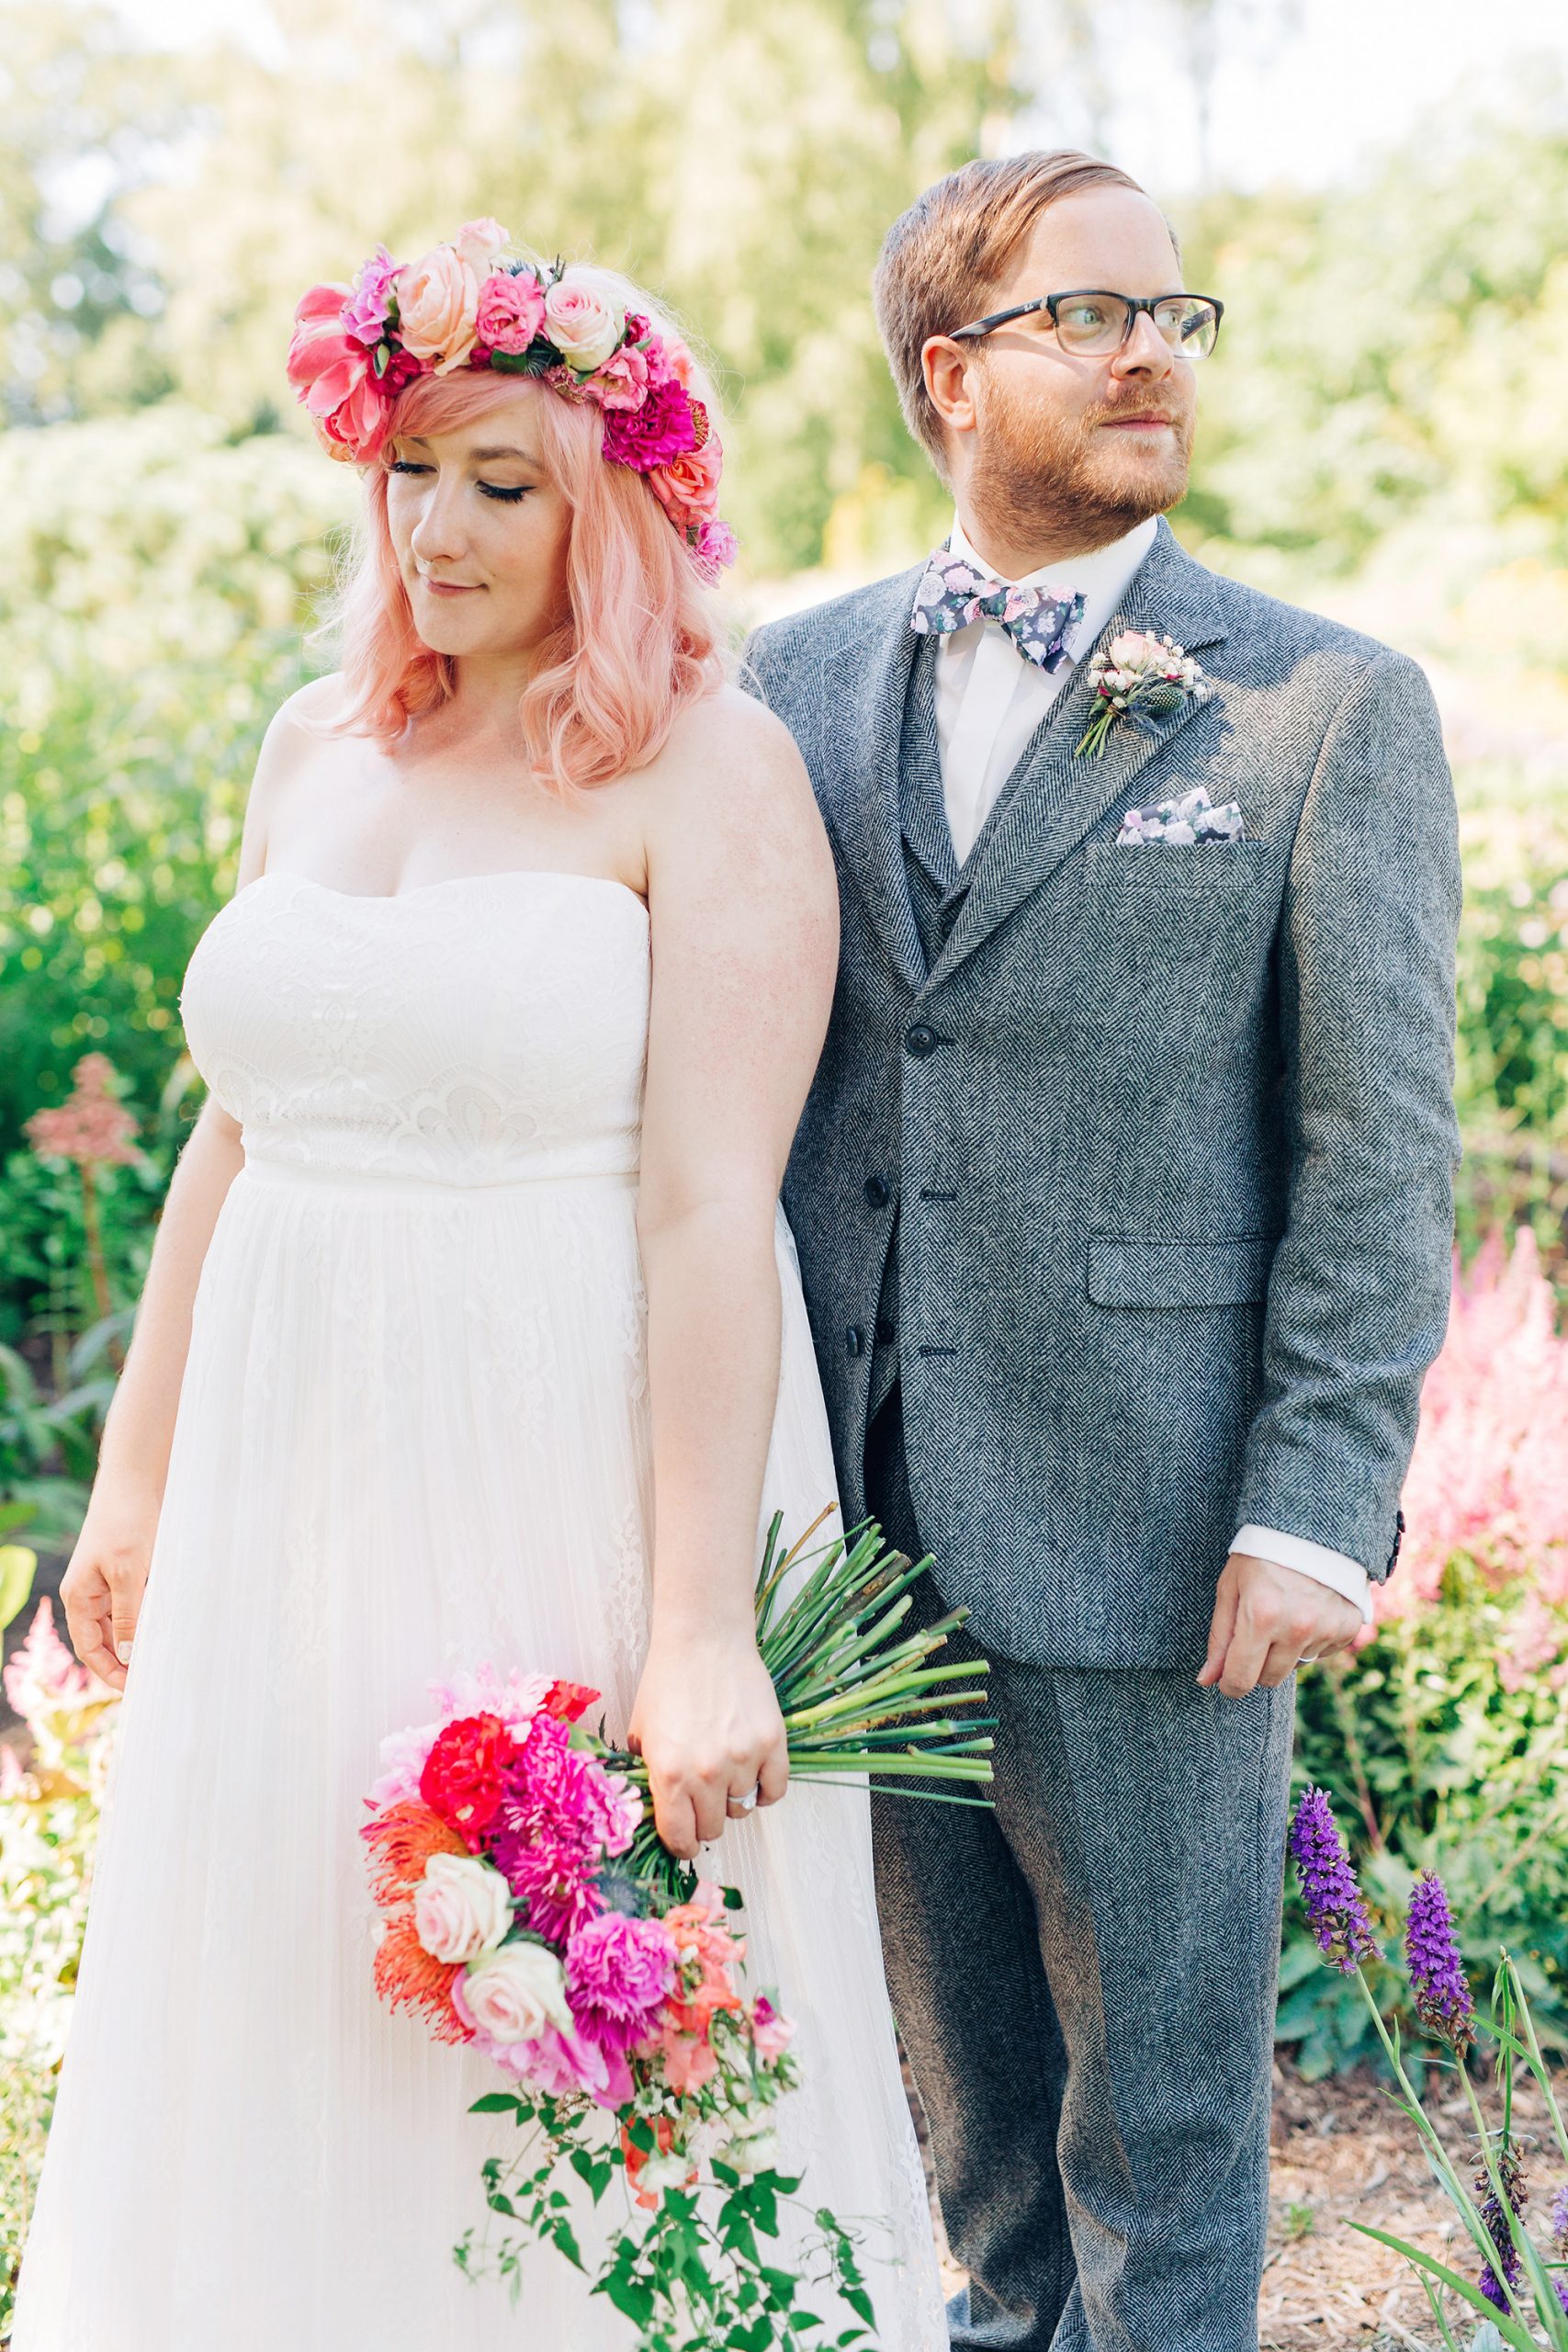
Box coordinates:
[947,511,1157,613]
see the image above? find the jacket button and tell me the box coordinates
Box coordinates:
[863,1174,890,1208]
[875,1316,896,1346]
[906,1023,937,1058]
[845,1325,866,1358]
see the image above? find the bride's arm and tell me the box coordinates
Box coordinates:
[59,695,303,1690]
[626,686,839,1860]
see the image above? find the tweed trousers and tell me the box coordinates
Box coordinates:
[866,1387,1294,2352]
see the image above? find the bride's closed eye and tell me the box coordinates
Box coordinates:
[388,459,531,503]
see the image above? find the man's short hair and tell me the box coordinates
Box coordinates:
[874,151,1157,478]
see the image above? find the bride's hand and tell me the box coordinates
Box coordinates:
[626,1629,789,1860]
[60,1483,161,1693]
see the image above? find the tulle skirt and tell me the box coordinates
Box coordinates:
[12,1159,944,2350]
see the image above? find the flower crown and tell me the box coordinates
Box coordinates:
[287,217,736,584]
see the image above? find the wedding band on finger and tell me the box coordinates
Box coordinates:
[727,1784,761,1818]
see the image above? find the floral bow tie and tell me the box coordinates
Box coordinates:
[910,548,1086,671]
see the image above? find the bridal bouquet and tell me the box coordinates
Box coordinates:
[361,1510,993,2348]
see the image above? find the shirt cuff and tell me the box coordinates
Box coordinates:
[1231,1525,1373,1625]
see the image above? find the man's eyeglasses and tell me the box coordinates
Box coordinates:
[949,289,1224,363]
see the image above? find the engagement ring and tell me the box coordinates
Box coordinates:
[728,1785,761,1817]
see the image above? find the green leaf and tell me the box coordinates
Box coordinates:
[1348,2226,1538,2349]
[468,2091,522,2116]
[0,1544,37,1631]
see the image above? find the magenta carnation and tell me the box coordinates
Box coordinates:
[488,1713,640,1939]
[566,1914,675,2058]
[496,1832,605,1944]
[601,378,701,472]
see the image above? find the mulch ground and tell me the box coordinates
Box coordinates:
[906,2052,1552,2349]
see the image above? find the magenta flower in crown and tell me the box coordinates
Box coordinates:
[1288,1786,1379,1974]
[1404,1871,1474,2053]
[566,1912,676,2060]
[601,379,705,473]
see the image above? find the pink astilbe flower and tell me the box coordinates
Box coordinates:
[25,1054,140,1169]
[1382,1229,1568,1679]
[4,1595,96,1717]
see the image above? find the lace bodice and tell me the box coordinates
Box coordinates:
[180,870,650,1186]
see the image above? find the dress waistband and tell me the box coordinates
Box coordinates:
[240,1157,639,1202]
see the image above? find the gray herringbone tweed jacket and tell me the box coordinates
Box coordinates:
[748,518,1462,1668]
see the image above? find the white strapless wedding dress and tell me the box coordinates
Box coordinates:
[12,866,945,2352]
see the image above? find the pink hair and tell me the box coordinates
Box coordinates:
[310,349,727,794]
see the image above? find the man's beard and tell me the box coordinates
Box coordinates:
[966,379,1195,555]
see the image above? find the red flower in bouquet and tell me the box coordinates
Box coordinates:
[418,1712,518,1851]
[541,1679,599,1724]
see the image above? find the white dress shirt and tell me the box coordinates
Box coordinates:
[931,509,1373,1626]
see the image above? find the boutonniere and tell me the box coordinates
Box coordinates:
[1075,630,1212,759]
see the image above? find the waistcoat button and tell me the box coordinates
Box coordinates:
[863,1175,890,1208]
[875,1316,896,1346]
[906,1023,937,1057]
[845,1325,866,1358]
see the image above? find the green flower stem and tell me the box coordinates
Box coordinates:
[1504,1959,1568,2170]
[1457,2062,1555,2334]
[783,1657,987,1730]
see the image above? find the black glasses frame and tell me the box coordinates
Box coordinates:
[949,288,1225,354]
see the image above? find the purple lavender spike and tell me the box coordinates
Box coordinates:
[1404,1871,1475,2055]
[1288,1786,1379,1974]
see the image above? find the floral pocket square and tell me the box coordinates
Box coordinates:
[1117,786,1245,846]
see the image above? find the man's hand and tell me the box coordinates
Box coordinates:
[1198,1552,1363,1698]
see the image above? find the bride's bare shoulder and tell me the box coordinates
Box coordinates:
[233,673,351,883]
[654,684,815,821]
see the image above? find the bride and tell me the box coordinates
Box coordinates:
[11,220,944,2350]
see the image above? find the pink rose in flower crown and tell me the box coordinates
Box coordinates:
[341,245,400,347]
[476,268,546,356]
[649,432,723,528]
[287,283,393,462]
[452,217,508,273]
[396,243,481,375]
[544,277,625,374]
[581,342,650,412]
[644,331,695,390]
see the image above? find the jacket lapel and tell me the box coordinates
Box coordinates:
[923,521,1229,997]
[814,564,928,994]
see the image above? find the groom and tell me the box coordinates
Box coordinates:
[746,153,1461,2347]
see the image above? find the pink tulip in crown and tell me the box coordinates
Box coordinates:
[287,217,737,583]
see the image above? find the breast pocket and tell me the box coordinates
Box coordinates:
[1076,837,1265,1025]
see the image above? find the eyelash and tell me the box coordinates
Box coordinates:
[389,459,530,503]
